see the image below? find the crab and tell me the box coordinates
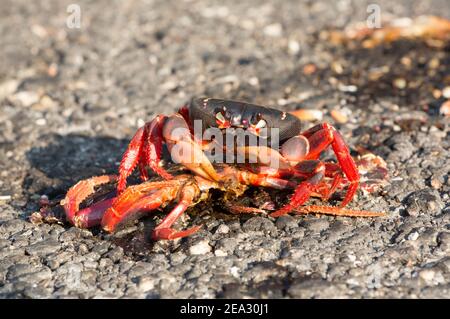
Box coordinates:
[37,98,387,240]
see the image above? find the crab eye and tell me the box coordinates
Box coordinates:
[255,119,267,129]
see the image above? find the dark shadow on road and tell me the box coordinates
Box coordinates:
[24,133,129,198]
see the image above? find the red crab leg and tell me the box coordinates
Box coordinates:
[117,115,173,194]
[302,123,360,207]
[270,161,326,217]
[151,183,202,240]
[62,175,118,228]
[142,115,174,180]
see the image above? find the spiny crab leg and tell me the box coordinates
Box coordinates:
[294,205,385,217]
[61,175,118,228]
[301,123,360,207]
[270,161,326,217]
[118,115,173,194]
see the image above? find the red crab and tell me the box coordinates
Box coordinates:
[46,98,387,240]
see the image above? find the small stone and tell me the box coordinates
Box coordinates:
[419,269,435,282]
[428,58,440,69]
[36,118,47,126]
[275,215,297,230]
[302,63,317,75]
[430,176,442,189]
[263,23,282,37]
[288,40,300,55]
[230,266,240,278]
[215,224,230,234]
[137,276,155,291]
[160,80,178,91]
[25,240,61,256]
[0,219,26,234]
[189,240,211,255]
[105,246,124,263]
[442,87,450,99]
[47,63,58,77]
[401,56,412,67]
[301,219,330,233]
[0,195,12,201]
[338,84,358,93]
[243,217,277,233]
[407,232,419,241]
[214,249,228,257]
[12,91,40,107]
[7,264,37,280]
[404,189,444,216]
[0,79,19,100]
[440,100,450,117]
[331,61,344,74]
[216,238,237,252]
[248,77,259,86]
[393,78,407,89]
[23,286,51,299]
[437,232,450,251]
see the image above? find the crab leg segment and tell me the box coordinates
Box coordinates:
[117,115,173,194]
[301,123,360,207]
[151,181,203,240]
[270,161,325,217]
[62,175,118,228]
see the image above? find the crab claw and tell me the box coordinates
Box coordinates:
[62,175,118,228]
[101,178,187,232]
[101,175,206,241]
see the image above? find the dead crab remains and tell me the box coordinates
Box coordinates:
[33,97,389,241]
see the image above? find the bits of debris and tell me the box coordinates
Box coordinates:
[330,108,349,124]
[290,108,323,122]
[0,195,12,201]
[302,63,317,75]
[338,84,358,93]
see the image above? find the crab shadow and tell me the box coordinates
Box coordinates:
[24,133,129,198]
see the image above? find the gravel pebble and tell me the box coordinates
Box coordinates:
[189,240,212,255]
